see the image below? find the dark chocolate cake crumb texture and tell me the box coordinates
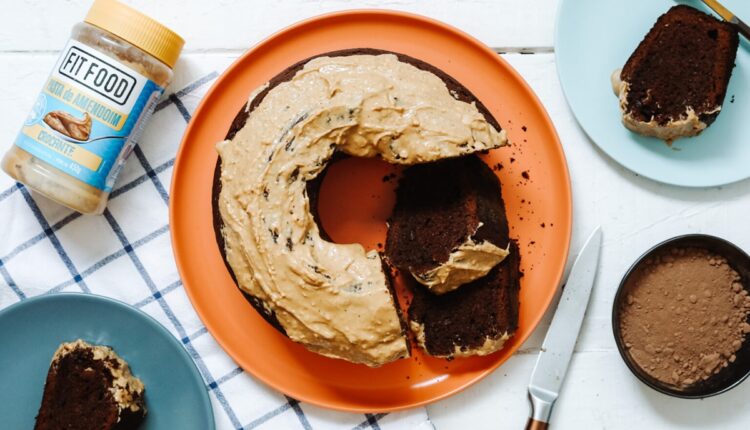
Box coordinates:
[409,241,520,357]
[621,5,739,126]
[35,346,145,430]
[387,155,520,357]
[386,156,507,277]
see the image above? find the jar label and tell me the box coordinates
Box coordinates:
[13,39,164,191]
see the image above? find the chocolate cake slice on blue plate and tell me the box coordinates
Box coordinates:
[35,340,146,430]
[613,5,739,142]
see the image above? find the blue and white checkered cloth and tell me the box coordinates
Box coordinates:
[0,69,433,430]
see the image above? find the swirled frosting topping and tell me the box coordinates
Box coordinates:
[217,53,507,366]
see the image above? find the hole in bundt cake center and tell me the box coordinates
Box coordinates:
[315,156,402,250]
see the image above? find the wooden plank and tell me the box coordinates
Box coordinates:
[0,0,557,53]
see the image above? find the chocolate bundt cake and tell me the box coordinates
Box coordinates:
[35,340,146,430]
[612,5,739,142]
[387,156,520,358]
[386,156,509,294]
[213,49,508,367]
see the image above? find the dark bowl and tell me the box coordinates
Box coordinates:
[612,234,750,399]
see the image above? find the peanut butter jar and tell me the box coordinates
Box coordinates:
[2,0,183,214]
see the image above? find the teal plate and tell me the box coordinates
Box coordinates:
[0,293,214,429]
[556,0,750,187]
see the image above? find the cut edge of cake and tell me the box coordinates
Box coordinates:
[409,320,512,358]
[385,156,511,295]
[407,240,521,359]
[387,156,521,359]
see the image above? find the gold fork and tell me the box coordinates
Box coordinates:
[700,0,750,40]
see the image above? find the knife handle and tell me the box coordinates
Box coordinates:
[525,419,549,430]
[526,388,555,430]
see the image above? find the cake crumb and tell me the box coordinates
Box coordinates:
[382,173,397,182]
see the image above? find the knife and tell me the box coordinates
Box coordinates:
[525,227,602,430]
[700,0,750,40]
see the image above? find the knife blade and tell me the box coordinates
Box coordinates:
[525,227,602,430]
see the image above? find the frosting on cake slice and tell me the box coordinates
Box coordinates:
[35,340,146,430]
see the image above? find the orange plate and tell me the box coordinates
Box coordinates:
[170,10,572,412]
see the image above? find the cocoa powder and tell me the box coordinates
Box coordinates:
[619,247,750,389]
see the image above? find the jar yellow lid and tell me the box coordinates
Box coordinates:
[84,0,184,68]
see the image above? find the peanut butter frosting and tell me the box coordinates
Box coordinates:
[411,224,509,295]
[611,68,719,142]
[54,340,145,415]
[217,53,507,367]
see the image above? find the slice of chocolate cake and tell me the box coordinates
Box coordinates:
[35,340,146,430]
[408,241,520,358]
[386,155,520,358]
[613,5,739,141]
[386,156,509,294]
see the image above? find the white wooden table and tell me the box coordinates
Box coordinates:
[3,1,750,429]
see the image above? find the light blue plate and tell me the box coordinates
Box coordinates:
[556,0,750,187]
[0,293,214,429]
